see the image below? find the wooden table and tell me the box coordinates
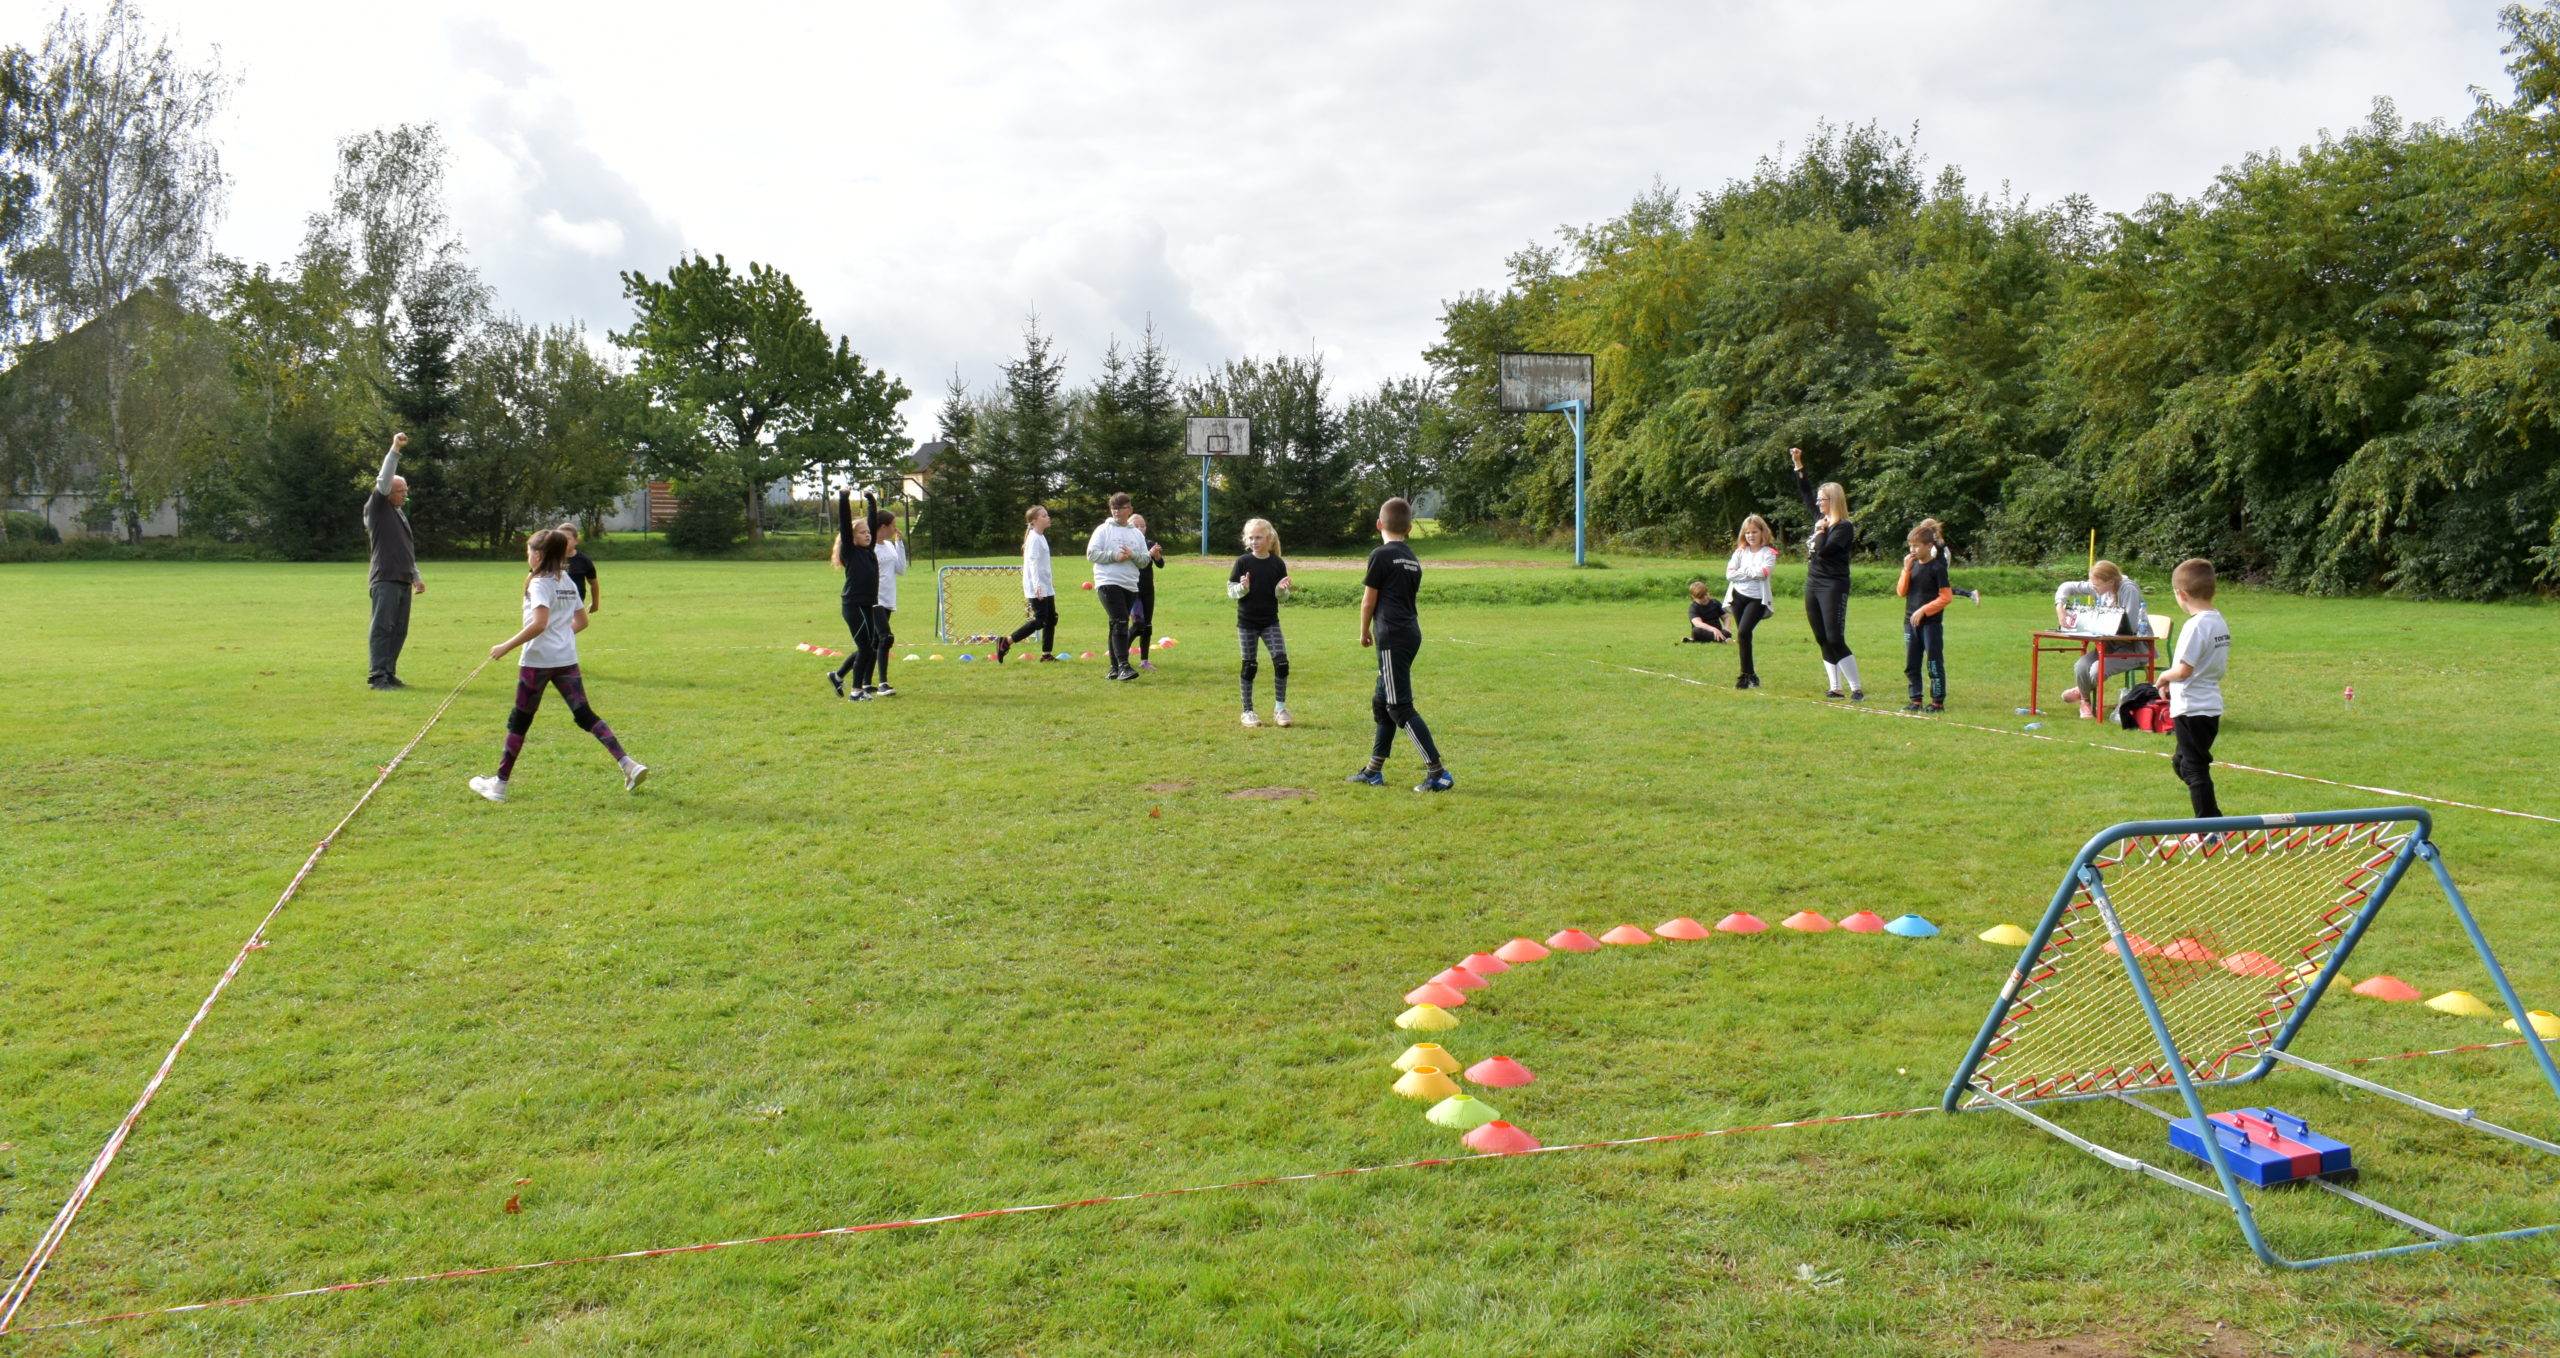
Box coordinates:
[2028,630,2159,718]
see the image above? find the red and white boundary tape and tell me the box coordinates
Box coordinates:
[0,657,492,1334]
[1460,640,2560,826]
[8,1038,2536,1338]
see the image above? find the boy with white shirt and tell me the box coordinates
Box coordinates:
[2158,557,2231,818]
[995,505,1058,663]
[1085,492,1150,680]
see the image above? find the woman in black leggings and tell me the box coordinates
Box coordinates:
[830,491,882,701]
[1790,446,1863,700]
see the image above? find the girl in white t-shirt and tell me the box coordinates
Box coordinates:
[469,528,646,803]
[1723,514,1778,689]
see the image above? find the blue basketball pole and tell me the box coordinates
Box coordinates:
[1547,398,1588,566]
[1198,455,1210,554]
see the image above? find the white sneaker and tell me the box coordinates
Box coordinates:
[1241,710,1261,728]
[621,758,649,792]
[468,775,508,803]
[1273,704,1292,727]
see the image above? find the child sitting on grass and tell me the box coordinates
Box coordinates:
[1679,580,1730,644]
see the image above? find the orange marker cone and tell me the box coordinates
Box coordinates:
[1396,1003,1459,1031]
[1495,938,1551,963]
[1655,916,1710,940]
[2352,975,2422,1002]
[2162,937,2219,962]
[1462,1120,1541,1154]
[2221,951,2285,978]
[1715,912,1768,934]
[1392,1065,1462,1101]
[1394,1042,1456,1073]
[1464,1055,1535,1088]
[1781,911,1832,933]
[1432,966,1489,991]
[1600,925,1653,945]
[1404,981,1467,1008]
[1461,952,1512,976]
[2103,934,2161,958]
[1546,928,1601,953]
[1839,911,1887,933]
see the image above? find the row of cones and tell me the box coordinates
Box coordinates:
[1974,923,2553,1031]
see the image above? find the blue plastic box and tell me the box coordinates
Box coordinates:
[2169,1107,2354,1186]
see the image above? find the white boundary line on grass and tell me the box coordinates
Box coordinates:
[0,657,493,1334]
[1446,638,2560,826]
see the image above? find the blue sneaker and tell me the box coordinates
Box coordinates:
[1345,768,1386,787]
[1416,768,1455,793]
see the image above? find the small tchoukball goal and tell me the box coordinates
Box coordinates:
[1943,807,2560,1269]
[936,565,1027,645]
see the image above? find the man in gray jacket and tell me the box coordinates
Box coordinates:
[365,432,425,689]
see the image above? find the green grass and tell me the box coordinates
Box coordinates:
[2,558,2558,1356]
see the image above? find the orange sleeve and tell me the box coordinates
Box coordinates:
[1896,564,1912,599]
[1919,586,1954,619]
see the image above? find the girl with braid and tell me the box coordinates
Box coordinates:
[470,529,646,802]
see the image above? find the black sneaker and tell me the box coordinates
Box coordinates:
[827,671,844,698]
[1037,653,1057,662]
[1902,700,1923,714]
[1826,689,1844,699]
[875,683,896,697]
[1734,674,1751,689]
[1850,690,1867,703]
[1924,702,1944,714]
[1743,675,1761,689]
[995,637,1012,664]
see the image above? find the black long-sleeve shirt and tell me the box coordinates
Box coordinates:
[1794,467,1856,589]
[838,493,879,603]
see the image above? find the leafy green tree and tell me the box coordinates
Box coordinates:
[1059,323,1184,541]
[1342,374,1452,509]
[1184,352,1357,550]
[441,319,635,549]
[613,252,908,540]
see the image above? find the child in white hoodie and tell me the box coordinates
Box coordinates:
[1085,492,1151,680]
[1723,513,1777,689]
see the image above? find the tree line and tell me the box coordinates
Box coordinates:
[1422,3,2560,598]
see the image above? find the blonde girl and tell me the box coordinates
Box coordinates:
[1723,513,1777,688]
[1790,446,1863,699]
[1227,517,1294,727]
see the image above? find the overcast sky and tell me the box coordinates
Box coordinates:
[1,1,2526,434]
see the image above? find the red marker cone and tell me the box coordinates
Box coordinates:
[1461,952,1511,976]
[2352,975,2423,1002]
[1655,916,1709,940]
[2162,937,2219,962]
[1405,981,1467,1008]
[1495,937,1551,963]
[1715,912,1768,934]
[1839,911,1887,933]
[1432,966,1489,991]
[1464,1055,1536,1087]
[1781,911,1833,933]
[1601,924,1653,945]
[2103,934,2161,957]
[2221,951,2285,978]
[1462,1120,1540,1154]
[1547,928,1601,953]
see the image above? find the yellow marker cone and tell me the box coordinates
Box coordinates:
[1392,1065,1463,1101]
[1394,1042,1457,1074]
[1396,1003,1459,1032]
[1978,924,2032,947]
[2426,990,2494,1017]
[2502,1011,2560,1039]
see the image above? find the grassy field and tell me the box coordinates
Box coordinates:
[2,557,2558,1357]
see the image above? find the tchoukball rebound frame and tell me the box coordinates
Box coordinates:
[1943,806,2560,1268]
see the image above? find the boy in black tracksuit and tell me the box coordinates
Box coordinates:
[1349,497,1452,792]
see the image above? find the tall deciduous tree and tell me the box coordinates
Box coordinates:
[612,252,908,540]
[1185,352,1357,550]
[1343,374,1452,512]
[21,0,228,543]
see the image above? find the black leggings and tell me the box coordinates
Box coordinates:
[837,598,881,687]
[1132,579,1155,656]
[1097,585,1138,670]
[1728,596,1771,678]
[2173,714,2223,818]
[872,607,895,686]
[1904,618,1945,703]
[1007,595,1058,652]
[1804,582,1852,664]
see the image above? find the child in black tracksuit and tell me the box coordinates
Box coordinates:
[1680,580,1729,643]
[1897,524,1953,712]
[830,492,882,701]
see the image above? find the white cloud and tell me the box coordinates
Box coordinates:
[3,0,2521,431]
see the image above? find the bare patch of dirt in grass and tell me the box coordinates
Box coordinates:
[1975,1324,2269,1358]
[1141,781,1193,793]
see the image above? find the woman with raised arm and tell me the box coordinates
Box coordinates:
[1791,446,1863,701]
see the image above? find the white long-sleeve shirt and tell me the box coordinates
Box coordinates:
[874,539,908,609]
[1086,518,1148,591]
[1022,532,1054,598]
[1724,545,1776,605]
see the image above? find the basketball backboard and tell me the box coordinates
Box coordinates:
[1497,353,1595,413]
[1186,416,1251,458]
